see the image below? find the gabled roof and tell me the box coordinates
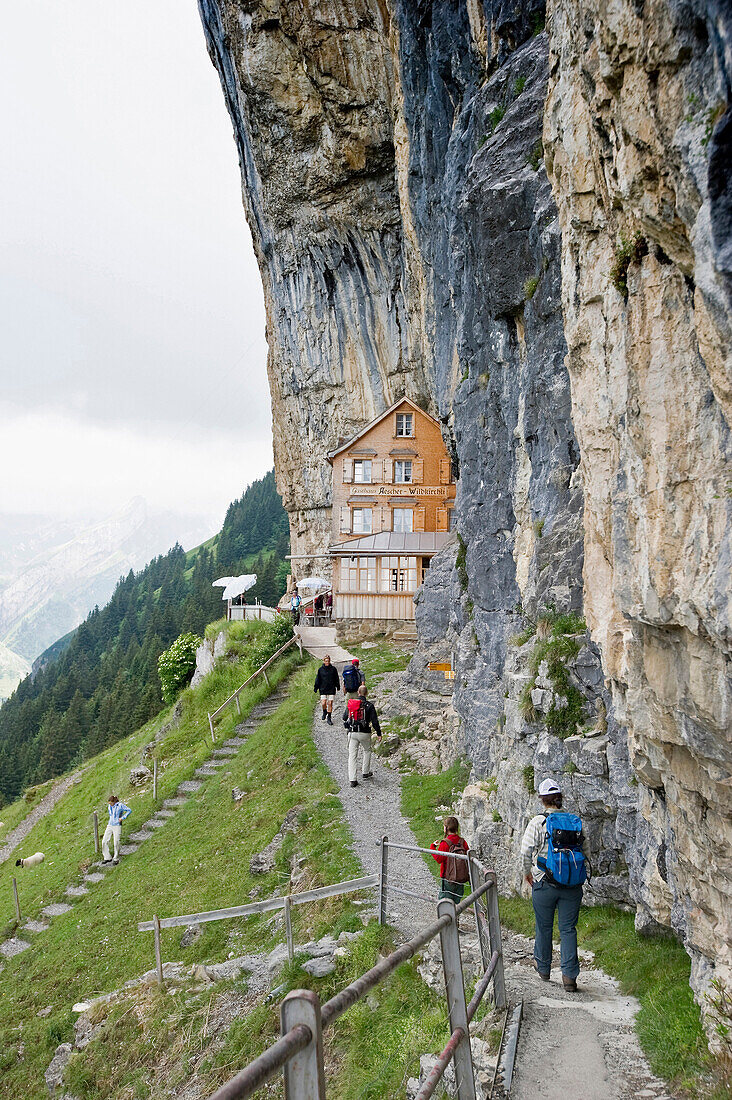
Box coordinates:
[327,397,438,462]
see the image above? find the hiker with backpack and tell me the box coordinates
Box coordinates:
[521,778,591,992]
[431,817,470,903]
[313,654,340,724]
[342,684,381,787]
[290,587,301,625]
[342,657,364,698]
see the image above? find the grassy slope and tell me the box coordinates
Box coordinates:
[0,632,446,1100]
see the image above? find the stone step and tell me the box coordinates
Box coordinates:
[212,747,238,757]
[195,767,222,778]
[154,808,177,818]
[0,937,31,958]
[83,872,106,884]
[42,903,73,917]
[65,885,89,898]
[23,920,49,934]
[118,844,139,856]
[163,797,188,809]
[224,737,248,747]
[144,817,167,829]
[128,831,154,843]
[177,780,203,794]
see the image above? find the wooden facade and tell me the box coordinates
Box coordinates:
[327,399,456,622]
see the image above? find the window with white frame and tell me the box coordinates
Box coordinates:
[448,508,457,530]
[344,557,377,591]
[396,412,414,437]
[379,555,418,592]
[394,459,413,484]
[352,507,373,534]
[353,459,372,483]
[393,508,413,532]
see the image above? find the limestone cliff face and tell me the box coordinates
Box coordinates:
[544,0,732,1004]
[200,0,731,1022]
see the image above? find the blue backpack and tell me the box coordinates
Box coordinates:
[537,812,587,887]
[343,665,360,692]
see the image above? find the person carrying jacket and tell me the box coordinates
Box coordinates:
[521,779,591,991]
[102,795,132,865]
[342,657,364,699]
[342,684,381,787]
[313,655,340,724]
[431,816,470,904]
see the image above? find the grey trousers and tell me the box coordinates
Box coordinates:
[532,878,583,978]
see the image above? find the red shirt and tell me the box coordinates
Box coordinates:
[431,834,469,878]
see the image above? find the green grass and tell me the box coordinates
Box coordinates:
[487,105,506,132]
[513,76,526,96]
[0,778,56,841]
[524,275,539,301]
[343,639,411,688]
[0,650,368,1095]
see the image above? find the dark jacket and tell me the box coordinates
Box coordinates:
[342,663,365,692]
[342,699,381,736]
[314,664,340,695]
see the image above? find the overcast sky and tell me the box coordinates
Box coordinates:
[1,0,273,526]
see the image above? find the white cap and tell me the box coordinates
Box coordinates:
[538,779,562,797]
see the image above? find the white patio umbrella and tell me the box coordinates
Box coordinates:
[296,575,331,590]
[214,574,258,601]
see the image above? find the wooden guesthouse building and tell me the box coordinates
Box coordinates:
[327,398,456,627]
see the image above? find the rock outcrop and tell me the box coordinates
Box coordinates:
[199,0,731,1028]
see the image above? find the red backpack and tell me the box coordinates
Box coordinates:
[346,698,367,731]
[443,838,470,883]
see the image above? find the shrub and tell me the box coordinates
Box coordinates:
[610,232,647,299]
[527,140,543,170]
[246,615,294,672]
[524,275,539,300]
[488,105,506,132]
[456,534,469,592]
[157,632,201,704]
[522,765,535,793]
[513,76,526,96]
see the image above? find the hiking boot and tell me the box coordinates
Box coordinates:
[326,713,332,725]
[362,772,373,779]
[112,859,120,865]
[101,859,113,865]
[350,780,358,788]
[536,968,550,981]
[321,710,327,721]
[562,976,578,992]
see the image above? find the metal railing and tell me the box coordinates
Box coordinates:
[206,849,506,1100]
[138,873,379,983]
[206,633,303,741]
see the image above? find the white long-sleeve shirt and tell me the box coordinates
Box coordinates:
[521,812,591,882]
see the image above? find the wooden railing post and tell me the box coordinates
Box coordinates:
[284,895,294,963]
[378,835,389,925]
[485,873,506,1010]
[437,898,476,1100]
[153,914,164,986]
[92,811,99,855]
[281,990,326,1099]
[153,759,158,803]
[208,712,215,743]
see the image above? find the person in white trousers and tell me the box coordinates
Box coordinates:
[102,795,132,864]
[343,685,382,787]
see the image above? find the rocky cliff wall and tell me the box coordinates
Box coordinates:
[544,0,732,1009]
[199,0,731,1024]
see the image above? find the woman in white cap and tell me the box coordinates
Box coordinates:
[520,779,591,991]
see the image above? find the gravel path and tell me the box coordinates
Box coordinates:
[0,769,84,865]
[308,645,440,938]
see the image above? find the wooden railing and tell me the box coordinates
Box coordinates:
[207,633,303,742]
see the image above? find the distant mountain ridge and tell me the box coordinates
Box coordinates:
[0,499,215,699]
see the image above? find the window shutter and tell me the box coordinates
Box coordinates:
[372,458,383,483]
[412,459,424,484]
[414,506,426,532]
[436,506,448,532]
[386,459,394,484]
[439,457,452,485]
[342,458,354,483]
[340,506,351,534]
